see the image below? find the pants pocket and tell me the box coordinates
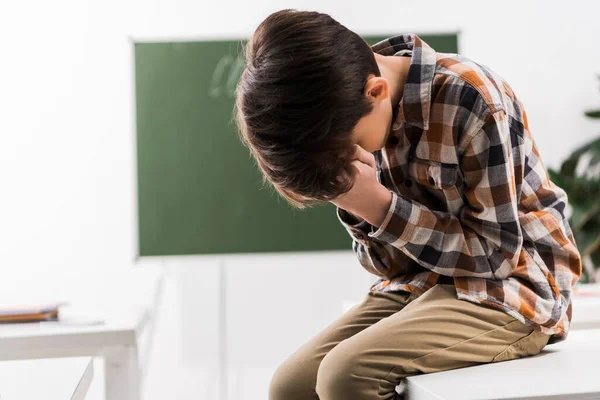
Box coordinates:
[492,328,551,363]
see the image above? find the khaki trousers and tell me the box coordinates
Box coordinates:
[269,283,551,400]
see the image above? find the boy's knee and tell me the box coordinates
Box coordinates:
[315,345,360,399]
[268,356,317,400]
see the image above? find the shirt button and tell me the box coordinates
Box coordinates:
[404,179,413,188]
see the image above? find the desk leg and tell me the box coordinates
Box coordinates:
[104,345,141,400]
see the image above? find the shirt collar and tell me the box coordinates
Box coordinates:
[370,33,437,131]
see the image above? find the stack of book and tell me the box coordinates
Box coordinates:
[0,301,68,323]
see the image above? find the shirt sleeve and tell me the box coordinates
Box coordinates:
[337,207,371,233]
[336,206,408,280]
[366,110,523,280]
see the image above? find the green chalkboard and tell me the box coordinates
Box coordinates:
[134,33,458,256]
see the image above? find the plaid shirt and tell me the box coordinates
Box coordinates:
[337,33,582,345]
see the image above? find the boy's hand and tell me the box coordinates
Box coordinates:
[331,145,393,228]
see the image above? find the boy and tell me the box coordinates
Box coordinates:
[234,9,582,400]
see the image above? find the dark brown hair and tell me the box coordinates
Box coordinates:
[234,9,380,209]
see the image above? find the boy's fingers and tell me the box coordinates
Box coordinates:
[337,162,358,182]
[337,157,372,184]
[350,159,371,177]
[354,145,376,169]
[337,160,360,181]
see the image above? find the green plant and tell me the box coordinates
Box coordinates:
[548,76,600,284]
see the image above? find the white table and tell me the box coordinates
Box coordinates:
[405,329,600,400]
[0,267,164,400]
[571,283,600,330]
[0,356,93,400]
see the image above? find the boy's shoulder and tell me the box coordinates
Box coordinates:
[432,52,518,118]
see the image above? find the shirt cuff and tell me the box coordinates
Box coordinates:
[336,206,372,246]
[368,191,416,248]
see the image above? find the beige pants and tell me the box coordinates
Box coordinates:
[269,283,551,400]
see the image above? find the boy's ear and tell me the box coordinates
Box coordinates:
[364,74,389,101]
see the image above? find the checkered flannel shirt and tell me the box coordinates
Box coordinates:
[337,33,582,344]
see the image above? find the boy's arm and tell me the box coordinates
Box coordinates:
[337,207,408,280]
[341,109,524,280]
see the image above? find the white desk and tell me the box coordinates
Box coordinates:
[0,356,93,400]
[0,267,164,400]
[405,329,600,400]
[571,283,600,330]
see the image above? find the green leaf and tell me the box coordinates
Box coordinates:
[569,200,600,231]
[566,137,600,161]
[591,250,600,271]
[573,229,600,257]
[585,110,600,119]
[567,178,600,203]
[560,156,579,177]
[547,168,562,187]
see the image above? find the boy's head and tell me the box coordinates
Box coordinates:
[234,9,394,209]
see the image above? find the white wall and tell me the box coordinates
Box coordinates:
[1,1,599,399]
[2,0,599,273]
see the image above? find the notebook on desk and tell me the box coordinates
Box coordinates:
[0,301,68,323]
